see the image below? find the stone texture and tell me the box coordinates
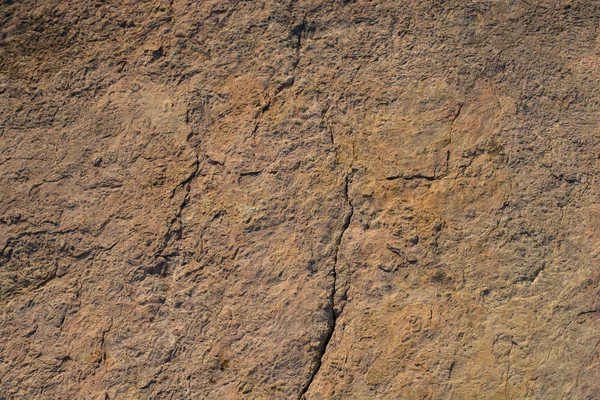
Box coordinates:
[1,0,600,399]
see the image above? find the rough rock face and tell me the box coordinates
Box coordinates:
[1,0,600,398]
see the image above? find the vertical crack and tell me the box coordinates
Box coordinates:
[446,102,463,147]
[563,337,600,399]
[291,17,305,73]
[154,116,202,273]
[161,154,200,253]
[504,338,514,400]
[99,318,113,366]
[299,172,354,399]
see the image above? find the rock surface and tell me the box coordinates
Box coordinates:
[1,0,600,398]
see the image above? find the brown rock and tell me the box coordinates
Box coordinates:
[1,0,600,399]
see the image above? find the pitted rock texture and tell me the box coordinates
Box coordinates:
[1,1,600,399]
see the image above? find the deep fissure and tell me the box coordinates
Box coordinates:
[299,172,354,398]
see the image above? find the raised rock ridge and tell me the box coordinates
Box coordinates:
[1,1,599,398]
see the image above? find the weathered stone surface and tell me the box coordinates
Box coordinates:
[1,1,599,398]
